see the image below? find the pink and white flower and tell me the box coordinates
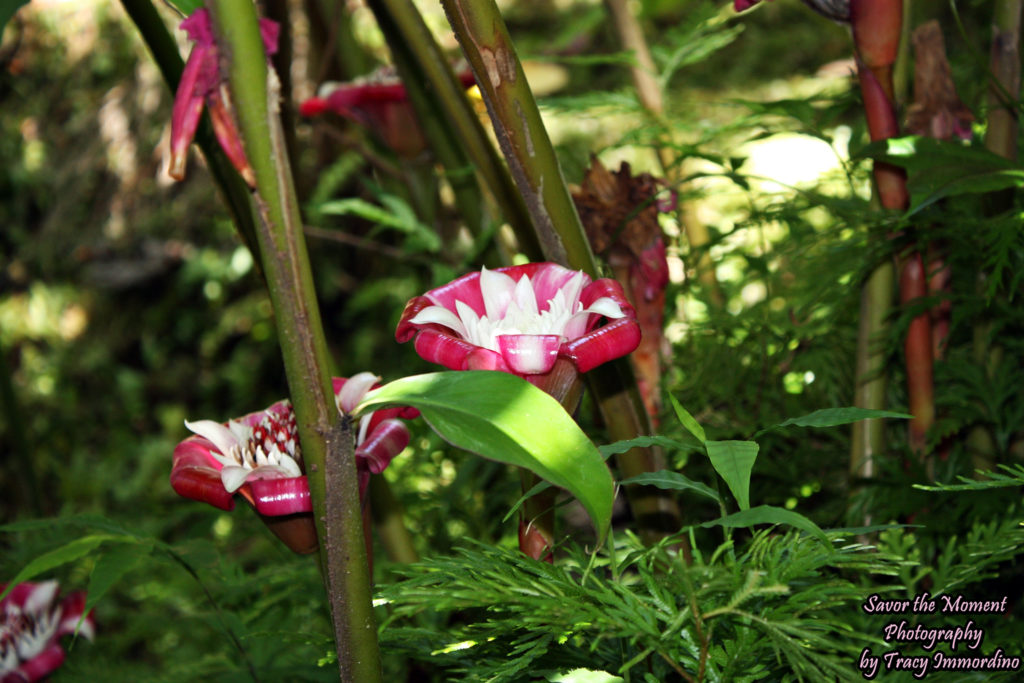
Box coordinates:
[396,263,641,376]
[171,373,416,553]
[1,581,94,683]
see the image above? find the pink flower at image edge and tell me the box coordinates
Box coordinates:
[1,581,94,683]
[395,263,641,377]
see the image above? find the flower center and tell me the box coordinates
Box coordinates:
[228,406,301,472]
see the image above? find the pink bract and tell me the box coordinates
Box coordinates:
[168,8,279,184]
[1,581,94,683]
[395,263,641,376]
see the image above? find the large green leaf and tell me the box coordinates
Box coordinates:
[705,440,758,510]
[701,505,829,545]
[755,406,912,438]
[358,372,614,540]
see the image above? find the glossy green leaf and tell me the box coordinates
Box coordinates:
[669,394,706,443]
[701,505,829,545]
[359,372,614,540]
[618,471,720,503]
[163,0,202,16]
[755,407,912,437]
[705,440,758,510]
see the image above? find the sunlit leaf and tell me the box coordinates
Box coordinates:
[705,440,758,510]
[701,505,829,544]
[618,471,720,502]
[358,372,614,540]
[669,394,706,443]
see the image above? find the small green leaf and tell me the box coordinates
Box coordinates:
[86,543,150,612]
[755,406,913,437]
[669,394,706,443]
[701,505,829,545]
[618,471,720,502]
[359,372,614,540]
[705,440,758,510]
[0,535,138,601]
[163,0,203,17]
[598,435,700,458]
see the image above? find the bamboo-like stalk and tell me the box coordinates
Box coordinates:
[440,0,683,546]
[119,0,259,258]
[985,0,1023,161]
[207,1,380,679]
[848,0,909,495]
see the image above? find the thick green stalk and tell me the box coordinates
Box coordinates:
[368,475,418,564]
[985,0,1023,160]
[850,262,893,486]
[365,0,540,258]
[207,1,380,680]
[440,0,682,542]
[118,0,258,258]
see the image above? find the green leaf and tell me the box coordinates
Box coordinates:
[857,137,1024,216]
[701,505,829,545]
[358,372,614,540]
[618,471,720,503]
[86,543,150,612]
[705,440,758,510]
[0,535,138,601]
[163,0,203,16]
[668,394,706,443]
[597,435,701,458]
[0,0,29,37]
[755,407,913,437]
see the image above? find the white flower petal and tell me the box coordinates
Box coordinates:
[337,371,381,414]
[409,304,468,339]
[185,419,243,457]
[220,465,251,493]
[513,275,539,317]
[24,580,59,615]
[480,266,517,320]
[583,296,626,319]
[456,300,485,347]
[278,455,302,477]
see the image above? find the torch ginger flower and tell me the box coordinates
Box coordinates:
[1,581,94,683]
[168,8,280,185]
[396,263,641,377]
[171,373,416,553]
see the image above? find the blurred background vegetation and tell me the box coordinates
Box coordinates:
[2,0,1022,680]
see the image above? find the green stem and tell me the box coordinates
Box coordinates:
[206,1,380,679]
[366,0,540,259]
[985,0,1023,160]
[118,0,259,258]
[368,475,419,564]
[440,0,683,543]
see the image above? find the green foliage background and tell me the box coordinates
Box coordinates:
[1,0,1023,680]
